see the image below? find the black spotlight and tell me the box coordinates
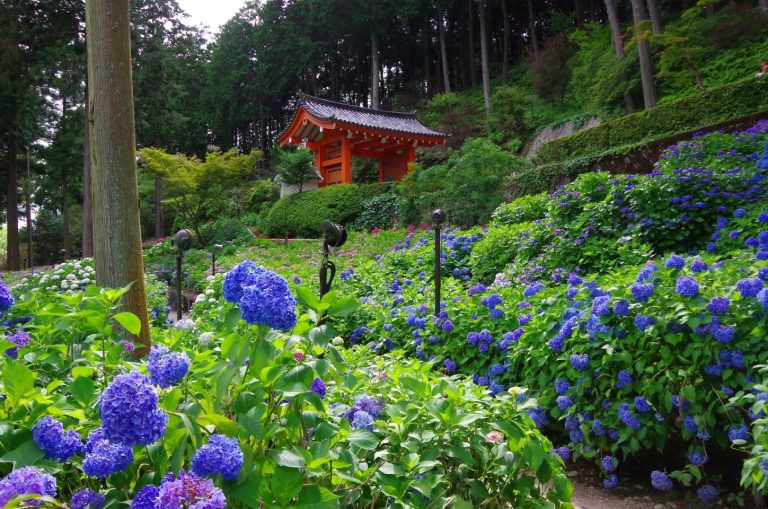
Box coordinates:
[172,229,193,321]
[319,220,347,298]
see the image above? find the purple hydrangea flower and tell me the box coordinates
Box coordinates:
[737,278,763,298]
[616,370,632,389]
[665,255,685,270]
[441,320,454,332]
[707,297,730,315]
[728,423,750,442]
[689,450,707,466]
[130,485,160,509]
[570,354,589,371]
[651,471,673,491]
[98,371,167,446]
[630,283,654,302]
[239,270,297,331]
[634,314,655,332]
[311,378,327,399]
[444,358,457,373]
[82,437,134,478]
[5,331,31,358]
[0,281,14,312]
[556,395,574,410]
[351,410,374,431]
[553,447,570,461]
[613,299,630,316]
[222,261,264,304]
[697,484,718,503]
[675,276,699,298]
[71,489,105,509]
[147,345,190,388]
[191,434,243,481]
[0,467,56,507]
[690,260,708,273]
[603,474,619,489]
[555,378,570,395]
[157,472,226,509]
[602,455,616,473]
[32,416,83,462]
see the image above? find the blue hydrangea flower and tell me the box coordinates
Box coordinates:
[444,358,457,373]
[147,345,190,388]
[488,364,504,377]
[310,378,326,399]
[601,455,616,473]
[488,380,505,396]
[82,437,134,478]
[757,289,768,311]
[728,423,750,442]
[71,490,105,509]
[553,447,570,461]
[651,471,673,491]
[131,485,160,509]
[707,297,730,315]
[616,370,633,389]
[5,330,31,358]
[238,269,297,331]
[737,278,763,298]
[441,320,453,332]
[489,308,503,319]
[690,260,708,273]
[618,403,641,430]
[157,472,226,509]
[603,474,618,489]
[32,416,83,462]
[613,299,630,316]
[191,434,243,481]
[555,378,570,395]
[0,467,56,507]
[351,410,374,431]
[98,371,167,446]
[697,484,718,503]
[734,208,746,218]
[630,283,654,302]
[689,450,707,466]
[556,395,574,411]
[222,261,264,303]
[570,354,589,371]
[665,255,685,270]
[684,416,698,434]
[0,281,14,312]
[634,314,655,332]
[634,397,651,413]
[675,276,699,298]
[522,282,545,297]
[591,295,611,317]
[353,396,384,419]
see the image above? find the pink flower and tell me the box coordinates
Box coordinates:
[293,352,304,361]
[485,430,505,443]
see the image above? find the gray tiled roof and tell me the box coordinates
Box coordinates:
[298,92,446,138]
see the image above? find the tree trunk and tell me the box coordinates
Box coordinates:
[370,25,380,109]
[82,82,93,259]
[423,13,431,95]
[62,168,71,258]
[646,0,662,34]
[761,0,768,14]
[437,4,451,93]
[575,0,585,27]
[154,174,163,238]
[526,0,539,57]
[24,148,32,269]
[501,0,510,85]
[478,0,491,116]
[86,0,151,354]
[468,0,477,88]
[604,0,636,113]
[6,140,20,272]
[631,0,658,109]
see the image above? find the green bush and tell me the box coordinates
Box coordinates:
[399,138,531,226]
[264,183,392,238]
[469,222,539,284]
[490,193,549,226]
[351,193,399,231]
[535,77,768,167]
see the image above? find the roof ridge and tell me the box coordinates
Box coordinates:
[298,91,418,119]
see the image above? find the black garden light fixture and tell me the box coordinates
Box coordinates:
[172,229,193,321]
[432,209,447,316]
[211,243,223,276]
[319,220,347,299]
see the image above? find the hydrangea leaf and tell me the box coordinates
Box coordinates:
[272,466,303,506]
[2,361,35,404]
[112,312,141,335]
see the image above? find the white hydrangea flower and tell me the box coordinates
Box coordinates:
[66,273,76,281]
[174,318,195,331]
[205,289,214,296]
[208,298,216,304]
[195,294,205,304]
[60,281,68,289]
[197,332,215,346]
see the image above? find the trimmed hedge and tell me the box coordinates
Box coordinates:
[535,76,768,165]
[264,183,393,238]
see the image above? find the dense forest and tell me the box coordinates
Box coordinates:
[1,0,767,269]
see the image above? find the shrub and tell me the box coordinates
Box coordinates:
[490,193,549,226]
[469,222,539,284]
[264,183,392,238]
[534,76,768,167]
[351,193,399,231]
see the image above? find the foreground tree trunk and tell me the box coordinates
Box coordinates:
[6,140,20,271]
[604,0,636,113]
[575,0,585,27]
[477,0,491,115]
[467,0,477,89]
[82,83,93,258]
[630,0,658,109]
[86,0,151,353]
[437,4,451,93]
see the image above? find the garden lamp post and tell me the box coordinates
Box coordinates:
[172,229,193,321]
[319,220,347,299]
[432,209,447,316]
[211,243,223,276]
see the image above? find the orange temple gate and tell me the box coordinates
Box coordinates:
[278,92,447,186]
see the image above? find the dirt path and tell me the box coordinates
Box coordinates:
[568,468,686,509]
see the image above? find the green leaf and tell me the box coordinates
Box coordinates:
[113,312,141,335]
[294,486,339,508]
[347,430,379,450]
[271,448,306,468]
[295,285,320,312]
[0,439,44,467]
[2,362,35,403]
[326,295,359,318]
[70,376,96,407]
[272,466,303,506]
